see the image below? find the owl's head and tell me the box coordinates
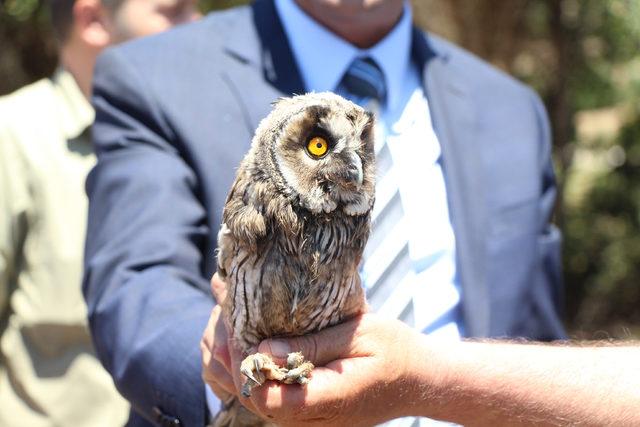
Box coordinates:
[253,92,376,216]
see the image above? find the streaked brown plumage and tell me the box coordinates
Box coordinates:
[213,92,375,427]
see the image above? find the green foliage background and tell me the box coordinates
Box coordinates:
[1,0,639,338]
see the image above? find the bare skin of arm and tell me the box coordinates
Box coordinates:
[414,337,640,426]
[201,275,640,426]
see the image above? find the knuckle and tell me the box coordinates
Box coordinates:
[200,338,209,354]
[201,369,214,384]
[201,362,218,384]
[299,334,318,364]
[212,340,228,361]
[201,328,212,348]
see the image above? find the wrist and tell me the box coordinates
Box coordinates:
[400,334,460,421]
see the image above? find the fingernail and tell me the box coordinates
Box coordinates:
[267,340,290,358]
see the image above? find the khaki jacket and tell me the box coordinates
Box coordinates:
[0,70,129,427]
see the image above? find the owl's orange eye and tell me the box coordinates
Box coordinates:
[306,136,328,158]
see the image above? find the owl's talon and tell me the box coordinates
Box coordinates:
[241,382,253,398]
[253,355,264,371]
[240,352,287,396]
[240,367,261,386]
[286,351,305,370]
[240,352,314,394]
[283,360,314,385]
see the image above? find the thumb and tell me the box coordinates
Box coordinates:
[210,273,228,304]
[257,316,362,366]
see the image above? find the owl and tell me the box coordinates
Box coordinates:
[213,92,375,426]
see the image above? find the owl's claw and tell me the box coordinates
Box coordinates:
[283,361,314,385]
[239,352,314,396]
[286,351,305,369]
[283,351,314,385]
[240,366,260,386]
[240,353,286,397]
[240,353,267,384]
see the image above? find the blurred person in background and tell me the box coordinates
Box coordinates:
[0,0,198,426]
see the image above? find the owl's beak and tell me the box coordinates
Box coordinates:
[345,152,364,187]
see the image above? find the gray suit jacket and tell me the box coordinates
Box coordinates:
[84,1,565,425]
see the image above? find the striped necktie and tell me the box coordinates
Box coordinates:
[338,57,387,107]
[336,57,414,326]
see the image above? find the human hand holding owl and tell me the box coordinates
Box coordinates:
[202,290,432,427]
[247,313,433,427]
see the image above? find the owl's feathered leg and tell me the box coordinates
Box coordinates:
[240,352,315,396]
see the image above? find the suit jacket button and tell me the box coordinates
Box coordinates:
[152,406,182,427]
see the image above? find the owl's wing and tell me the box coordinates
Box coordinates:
[222,172,269,246]
[216,220,267,349]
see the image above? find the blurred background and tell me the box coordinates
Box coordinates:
[2,0,639,339]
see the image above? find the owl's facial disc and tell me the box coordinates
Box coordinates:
[270,96,375,215]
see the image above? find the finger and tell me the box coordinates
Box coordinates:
[201,306,234,394]
[203,358,237,397]
[213,338,266,423]
[200,307,218,364]
[207,383,232,408]
[211,308,232,372]
[228,338,262,415]
[249,367,350,423]
[250,357,378,424]
[257,315,366,366]
[210,272,228,304]
[201,302,233,372]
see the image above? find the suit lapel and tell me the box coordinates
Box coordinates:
[415,31,490,337]
[221,0,306,132]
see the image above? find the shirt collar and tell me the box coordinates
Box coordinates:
[275,0,414,111]
[52,68,94,140]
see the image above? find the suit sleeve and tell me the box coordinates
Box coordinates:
[84,48,215,426]
[529,89,566,340]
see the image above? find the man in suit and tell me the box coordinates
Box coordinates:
[84,0,566,425]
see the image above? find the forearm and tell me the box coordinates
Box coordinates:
[410,339,640,426]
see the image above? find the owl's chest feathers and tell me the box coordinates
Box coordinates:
[223,192,368,349]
